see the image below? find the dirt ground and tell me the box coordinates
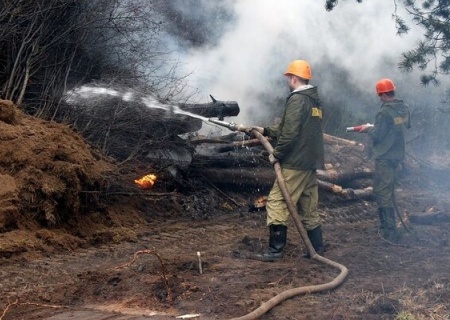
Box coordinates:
[1,101,449,320]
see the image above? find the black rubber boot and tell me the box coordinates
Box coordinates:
[253,225,287,262]
[303,226,325,258]
[380,207,399,242]
[378,207,387,232]
[385,208,400,242]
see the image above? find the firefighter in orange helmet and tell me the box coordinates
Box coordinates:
[360,79,411,241]
[238,60,325,261]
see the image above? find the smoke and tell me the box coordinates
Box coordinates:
[158,1,449,142]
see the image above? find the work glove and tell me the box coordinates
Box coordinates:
[268,153,279,165]
[235,124,250,132]
[236,124,264,135]
[250,126,264,134]
[358,123,374,133]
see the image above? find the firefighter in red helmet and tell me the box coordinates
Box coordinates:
[359,78,411,241]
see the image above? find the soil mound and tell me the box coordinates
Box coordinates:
[0,100,129,258]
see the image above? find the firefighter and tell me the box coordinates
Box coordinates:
[359,79,411,241]
[239,60,325,261]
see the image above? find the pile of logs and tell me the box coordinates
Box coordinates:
[59,87,375,203]
[189,132,374,201]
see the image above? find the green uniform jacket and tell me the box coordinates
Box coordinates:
[368,99,411,160]
[264,86,325,170]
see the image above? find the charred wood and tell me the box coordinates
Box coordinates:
[190,132,375,200]
[191,154,269,169]
[197,168,275,187]
[409,211,450,225]
[323,133,365,148]
[215,138,271,153]
[189,133,257,146]
[318,180,373,200]
[195,167,373,200]
[191,154,372,184]
[316,167,372,185]
[179,95,240,119]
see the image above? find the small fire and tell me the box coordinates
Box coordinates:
[248,195,268,212]
[254,196,268,208]
[134,173,157,189]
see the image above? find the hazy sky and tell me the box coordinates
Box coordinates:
[161,0,448,134]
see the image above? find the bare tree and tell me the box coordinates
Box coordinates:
[1,1,86,111]
[0,0,195,119]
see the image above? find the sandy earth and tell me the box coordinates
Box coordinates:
[1,101,449,320]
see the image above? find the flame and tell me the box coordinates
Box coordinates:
[248,195,268,212]
[134,173,157,189]
[254,196,268,208]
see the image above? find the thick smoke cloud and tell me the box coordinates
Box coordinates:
[160,1,450,156]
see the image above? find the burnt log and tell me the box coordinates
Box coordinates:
[191,153,268,169]
[317,167,372,185]
[318,180,373,200]
[196,167,373,201]
[191,134,373,180]
[179,95,240,120]
[323,133,365,148]
[409,210,450,225]
[192,153,373,184]
[191,138,270,153]
[189,132,256,146]
[192,133,369,166]
[190,132,374,200]
[214,138,271,153]
[198,167,275,187]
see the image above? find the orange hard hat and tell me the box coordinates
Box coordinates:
[376,78,396,94]
[284,60,312,80]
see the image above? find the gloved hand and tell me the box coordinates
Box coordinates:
[236,124,264,135]
[358,123,374,133]
[250,126,264,135]
[268,154,279,165]
[235,124,250,132]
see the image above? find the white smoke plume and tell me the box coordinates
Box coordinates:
[159,0,449,140]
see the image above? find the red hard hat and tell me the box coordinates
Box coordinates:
[376,79,396,94]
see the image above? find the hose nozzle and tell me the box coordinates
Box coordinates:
[208,118,239,131]
[346,123,374,132]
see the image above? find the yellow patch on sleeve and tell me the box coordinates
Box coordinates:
[311,107,322,119]
[394,117,406,125]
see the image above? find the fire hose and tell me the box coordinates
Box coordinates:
[208,119,348,320]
